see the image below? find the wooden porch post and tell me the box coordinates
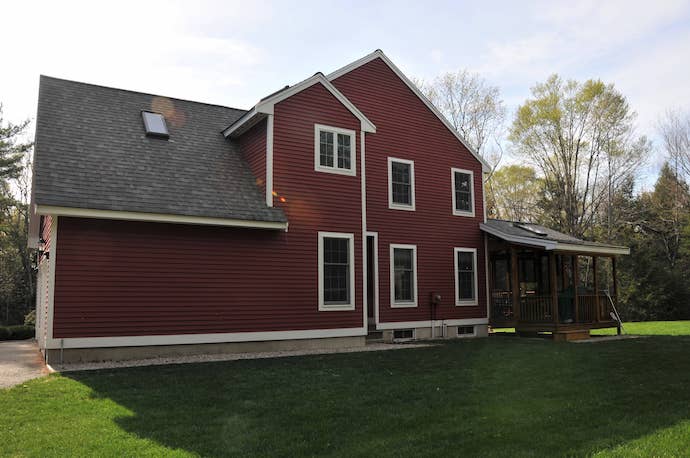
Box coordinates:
[549,253,559,326]
[593,256,600,322]
[510,246,520,323]
[612,256,618,298]
[572,255,579,323]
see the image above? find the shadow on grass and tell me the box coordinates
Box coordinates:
[65,336,690,457]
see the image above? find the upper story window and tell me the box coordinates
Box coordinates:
[390,244,418,307]
[451,168,475,217]
[388,157,415,211]
[455,247,478,306]
[318,232,355,311]
[314,124,356,176]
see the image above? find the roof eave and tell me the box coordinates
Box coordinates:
[35,205,289,231]
[480,223,630,255]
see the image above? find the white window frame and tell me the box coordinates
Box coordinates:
[390,243,418,308]
[314,124,357,176]
[318,231,356,311]
[454,247,478,306]
[388,157,415,211]
[451,168,475,217]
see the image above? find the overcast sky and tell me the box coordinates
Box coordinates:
[2,0,689,187]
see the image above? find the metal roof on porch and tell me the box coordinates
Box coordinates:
[481,219,630,255]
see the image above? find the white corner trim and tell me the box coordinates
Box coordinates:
[361,133,369,332]
[266,114,274,207]
[451,168,476,218]
[318,231,356,311]
[454,247,479,306]
[314,124,357,176]
[46,216,57,343]
[389,243,418,308]
[376,318,488,330]
[484,234,490,319]
[35,205,289,231]
[327,50,491,172]
[366,231,379,326]
[224,73,376,137]
[44,327,367,349]
[387,157,416,211]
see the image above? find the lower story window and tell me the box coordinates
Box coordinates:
[319,232,355,311]
[391,244,417,307]
[455,248,478,306]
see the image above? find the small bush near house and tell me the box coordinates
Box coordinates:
[0,325,35,341]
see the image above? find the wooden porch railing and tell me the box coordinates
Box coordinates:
[519,295,554,323]
[490,292,619,326]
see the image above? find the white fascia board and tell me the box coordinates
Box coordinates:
[224,74,376,138]
[327,50,491,173]
[35,205,288,231]
[555,243,631,256]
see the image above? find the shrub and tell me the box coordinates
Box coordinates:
[24,310,36,326]
[0,325,35,341]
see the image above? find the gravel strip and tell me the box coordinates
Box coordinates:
[50,342,433,372]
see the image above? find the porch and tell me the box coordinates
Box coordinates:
[481,220,630,339]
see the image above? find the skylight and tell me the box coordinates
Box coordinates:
[142,111,169,138]
[515,223,548,237]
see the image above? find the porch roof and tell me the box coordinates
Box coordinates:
[480,219,630,255]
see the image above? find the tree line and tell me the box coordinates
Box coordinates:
[417,71,690,320]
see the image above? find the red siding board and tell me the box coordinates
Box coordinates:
[237,119,267,200]
[52,82,366,339]
[332,57,487,323]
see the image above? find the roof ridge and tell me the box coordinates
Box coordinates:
[39,75,249,113]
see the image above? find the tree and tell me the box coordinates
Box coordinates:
[486,165,543,222]
[0,104,31,181]
[658,109,690,179]
[414,70,506,170]
[509,75,649,239]
[0,105,33,325]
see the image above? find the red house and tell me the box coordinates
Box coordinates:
[29,51,628,363]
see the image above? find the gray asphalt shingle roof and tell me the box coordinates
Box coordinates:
[33,76,286,223]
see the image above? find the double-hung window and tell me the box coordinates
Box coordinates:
[315,125,356,176]
[390,244,417,307]
[388,157,415,210]
[455,248,478,306]
[318,232,355,311]
[451,168,475,217]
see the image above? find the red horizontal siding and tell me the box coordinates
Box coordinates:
[332,57,487,323]
[237,118,267,200]
[53,216,362,338]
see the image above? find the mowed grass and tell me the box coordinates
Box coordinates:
[2,328,690,457]
[492,320,690,336]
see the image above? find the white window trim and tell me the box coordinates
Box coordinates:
[388,157,416,211]
[451,168,475,217]
[454,247,479,306]
[314,124,357,176]
[390,243,418,308]
[318,231,356,311]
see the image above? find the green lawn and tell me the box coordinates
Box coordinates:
[492,320,690,336]
[2,330,690,457]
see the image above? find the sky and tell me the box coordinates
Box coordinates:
[2,0,689,187]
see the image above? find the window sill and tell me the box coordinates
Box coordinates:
[391,301,418,308]
[319,303,356,311]
[315,165,356,176]
[388,204,416,212]
[455,300,478,307]
[452,210,475,217]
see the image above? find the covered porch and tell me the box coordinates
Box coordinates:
[481,220,630,340]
